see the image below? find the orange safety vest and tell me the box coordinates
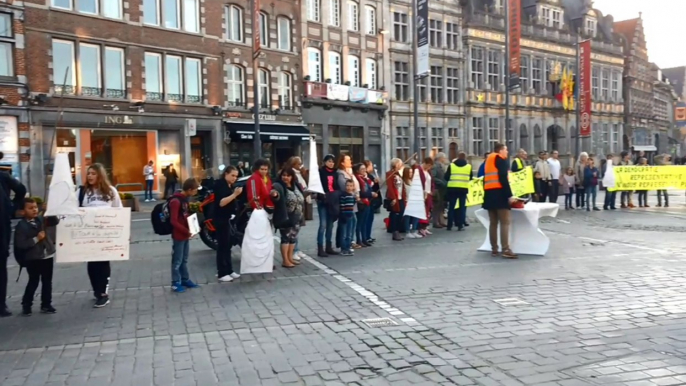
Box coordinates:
[484,153,503,190]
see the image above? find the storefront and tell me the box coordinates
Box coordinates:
[29,110,223,197]
[223,111,309,173]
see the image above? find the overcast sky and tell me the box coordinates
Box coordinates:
[591,0,684,69]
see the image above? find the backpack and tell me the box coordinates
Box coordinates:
[151,197,180,235]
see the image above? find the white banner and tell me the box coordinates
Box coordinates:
[240,209,274,274]
[56,207,131,263]
[403,169,427,220]
[306,139,325,194]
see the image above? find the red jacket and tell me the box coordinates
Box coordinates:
[169,193,190,241]
[385,170,402,213]
[246,172,274,210]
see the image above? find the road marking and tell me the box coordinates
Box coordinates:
[575,236,671,254]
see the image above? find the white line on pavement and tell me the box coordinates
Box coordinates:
[131,219,148,222]
[577,236,670,254]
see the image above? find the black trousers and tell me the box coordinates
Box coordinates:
[576,187,586,208]
[87,261,110,299]
[0,253,7,309]
[215,223,234,277]
[549,180,559,203]
[539,181,549,203]
[22,258,54,308]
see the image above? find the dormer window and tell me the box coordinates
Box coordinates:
[540,6,563,29]
[585,18,597,38]
[494,0,504,14]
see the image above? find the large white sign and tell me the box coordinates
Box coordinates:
[0,116,18,153]
[56,207,132,263]
[403,169,427,220]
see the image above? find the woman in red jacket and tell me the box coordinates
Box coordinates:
[385,158,404,241]
[246,159,274,210]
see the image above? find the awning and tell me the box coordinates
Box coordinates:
[226,123,310,141]
[632,145,657,152]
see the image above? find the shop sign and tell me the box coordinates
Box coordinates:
[185,119,197,137]
[0,116,18,153]
[269,135,288,140]
[104,115,133,125]
[224,112,243,118]
[240,134,254,140]
[252,114,276,121]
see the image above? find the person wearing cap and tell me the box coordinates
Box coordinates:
[317,154,339,256]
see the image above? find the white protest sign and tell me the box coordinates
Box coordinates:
[602,159,615,189]
[305,138,325,194]
[403,168,427,220]
[187,213,200,236]
[56,207,131,263]
[45,152,80,216]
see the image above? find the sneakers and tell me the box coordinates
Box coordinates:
[229,272,241,279]
[144,199,150,202]
[171,282,186,293]
[407,232,418,239]
[218,275,234,283]
[340,250,354,256]
[41,305,57,314]
[22,307,32,316]
[292,253,301,261]
[94,297,110,307]
[182,280,200,289]
[151,198,157,202]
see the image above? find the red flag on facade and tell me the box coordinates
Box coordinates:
[579,40,592,137]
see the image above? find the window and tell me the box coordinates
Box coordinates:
[307,47,321,81]
[348,55,360,87]
[430,66,443,103]
[143,0,160,25]
[487,50,500,91]
[55,0,122,19]
[446,22,459,50]
[532,57,542,93]
[611,71,620,101]
[163,0,180,29]
[259,12,268,48]
[278,72,292,109]
[328,52,341,84]
[488,118,499,151]
[417,77,427,102]
[185,58,201,103]
[277,17,291,51]
[471,47,484,89]
[258,68,270,108]
[418,127,427,156]
[394,61,409,101]
[429,19,442,48]
[227,64,245,106]
[586,18,597,37]
[79,43,100,96]
[506,119,514,150]
[551,9,562,29]
[329,0,340,26]
[601,69,609,100]
[591,66,599,99]
[0,13,14,77]
[365,59,376,89]
[395,126,409,159]
[519,56,529,92]
[104,48,125,98]
[602,124,609,154]
[446,67,459,104]
[541,7,551,26]
[348,1,359,31]
[51,0,72,10]
[365,6,376,35]
[226,5,243,42]
[307,0,320,22]
[472,117,483,155]
[431,127,444,152]
[393,12,408,42]
[145,53,162,100]
[612,124,619,152]
[183,0,199,32]
[165,55,183,101]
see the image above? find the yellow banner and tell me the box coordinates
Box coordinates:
[611,166,686,191]
[455,167,535,208]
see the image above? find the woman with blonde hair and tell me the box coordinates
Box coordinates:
[78,163,123,308]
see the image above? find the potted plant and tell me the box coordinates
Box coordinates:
[119,192,140,212]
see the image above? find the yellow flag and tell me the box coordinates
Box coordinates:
[561,67,569,110]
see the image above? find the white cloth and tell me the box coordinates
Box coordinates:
[547,159,561,180]
[240,209,274,274]
[144,165,154,180]
[82,186,123,208]
[423,170,432,194]
[602,160,615,188]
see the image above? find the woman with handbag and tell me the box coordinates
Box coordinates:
[270,168,305,268]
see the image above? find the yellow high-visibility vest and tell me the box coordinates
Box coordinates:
[514,158,523,170]
[447,163,472,189]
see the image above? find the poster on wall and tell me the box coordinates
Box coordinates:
[0,116,18,153]
[56,207,132,263]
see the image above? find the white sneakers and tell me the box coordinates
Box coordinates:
[407,232,424,239]
[293,251,310,261]
[230,272,241,279]
[218,272,241,282]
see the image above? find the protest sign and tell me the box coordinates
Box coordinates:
[404,169,427,220]
[610,166,686,191]
[56,207,131,263]
[455,167,534,208]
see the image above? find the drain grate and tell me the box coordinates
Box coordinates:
[361,318,399,328]
[493,298,530,306]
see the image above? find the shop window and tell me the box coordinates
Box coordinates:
[90,131,150,192]
[53,0,123,19]
[259,12,269,48]
[258,68,271,109]
[277,17,291,51]
[0,13,14,77]
[227,64,245,107]
[225,4,243,42]
[278,72,292,110]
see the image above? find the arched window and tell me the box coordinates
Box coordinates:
[225,5,243,42]
[226,64,244,106]
[328,51,341,84]
[347,55,360,87]
[307,47,321,82]
[365,58,376,89]
[258,68,270,108]
[278,72,292,109]
[519,124,528,152]
[277,17,291,51]
[364,5,376,35]
[347,1,359,31]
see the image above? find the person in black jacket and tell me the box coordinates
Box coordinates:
[213,166,243,283]
[0,170,26,317]
[483,143,517,259]
[14,198,60,316]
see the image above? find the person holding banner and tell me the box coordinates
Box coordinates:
[445,152,472,231]
[482,143,517,259]
[656,154,671,207]
[79,163,123,308]
[619,151,635,209]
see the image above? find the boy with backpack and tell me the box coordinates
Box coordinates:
[14,198,59,316]
[168,178,200,293]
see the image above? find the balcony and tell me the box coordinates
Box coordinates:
[302,81,388,107]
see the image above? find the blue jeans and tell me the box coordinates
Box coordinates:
[171,239,190,284]
[585,186,598,209]
[294,238,300,253]
[403,215,419,233]
[341,218,355,251]
[355,206,369,244]
[145,180,154,200]
[604,190,617,209]
[317,203,334,246]
[364,208,375,241]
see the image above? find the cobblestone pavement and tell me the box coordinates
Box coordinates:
[1,198,686,385]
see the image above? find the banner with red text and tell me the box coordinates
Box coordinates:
[508,0,521,90]
[579,40,592,137]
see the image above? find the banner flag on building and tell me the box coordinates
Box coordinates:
[415,0,430,77]
[252,0,261,59]
[507,0,521,89]
[579,40,592,137]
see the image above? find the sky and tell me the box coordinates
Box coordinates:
[592,0,684,69]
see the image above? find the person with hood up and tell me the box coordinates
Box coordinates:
[444,152,472,231]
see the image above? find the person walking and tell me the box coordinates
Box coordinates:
[143,160,156,202]
[619,151,635,208]
[285,157,310,261]
[534,151,551,201]
[353,163,373,247]
[574,152,588,209]
[317,154,338,257]
[270,168,305,267]
[657,154,670,207]
[363,160,380,244]
[163,164,179,199]
[401,167,422,238]
[602,154,617,210]
[584,159,600,211]
[547,150,562,203]
[78,163,123,308]
[213,166,242,283]
[431,153,448,229]
[444,152,472,231]
[169,178,201,292]
[483,143,517,259]
[385,158,404,241]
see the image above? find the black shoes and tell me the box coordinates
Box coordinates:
[0,306,11,317]
[94,297,110,308]
[41,305,57,314]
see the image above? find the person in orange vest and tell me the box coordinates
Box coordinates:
[482,143,518,259]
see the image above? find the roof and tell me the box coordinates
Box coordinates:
[614,17,646,51]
